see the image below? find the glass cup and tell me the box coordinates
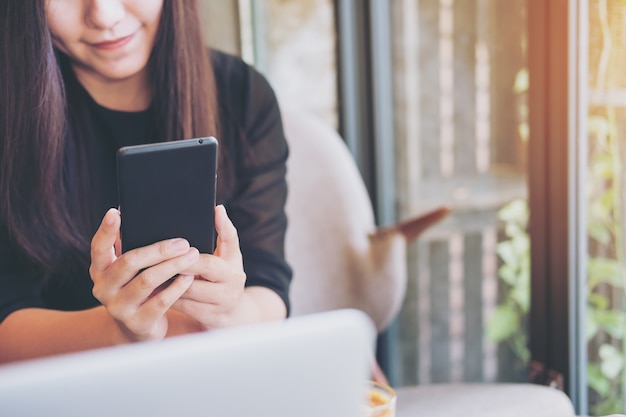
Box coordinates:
[364,380,396,417]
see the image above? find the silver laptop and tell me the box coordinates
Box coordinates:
[0,309,374,417]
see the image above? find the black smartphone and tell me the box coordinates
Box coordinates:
[116,137,218,254]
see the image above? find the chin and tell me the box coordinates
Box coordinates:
[97,61,149,82]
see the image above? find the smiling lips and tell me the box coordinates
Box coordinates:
[91,33,134,50]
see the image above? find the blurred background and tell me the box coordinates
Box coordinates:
[199,1,626,415]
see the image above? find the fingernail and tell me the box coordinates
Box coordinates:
[105,209,117,225]
[183,248,199,260]
[170,238,189,251]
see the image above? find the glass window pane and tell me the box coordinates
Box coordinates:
[586,0,626,414]
[199,0,338,127]
[198,0,242,56]
[242,0,339,128]
[391,0,530,385]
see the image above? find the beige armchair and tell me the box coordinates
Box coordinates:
[283,109,448,331]
[281,109,577,417]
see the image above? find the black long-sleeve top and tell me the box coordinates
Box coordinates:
[0,51,292,323]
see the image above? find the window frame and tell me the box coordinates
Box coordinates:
[338,0,588,407]
[233,1,589,409]
[527,0,587,413]
[335,0,399,384]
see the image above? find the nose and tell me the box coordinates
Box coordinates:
[85,0,126,30]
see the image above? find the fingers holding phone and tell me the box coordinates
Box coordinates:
[89,209,199,342]
[89,208,121,274]
[213,205,242,263]
[113,137,220,333]
[172,205,248,329]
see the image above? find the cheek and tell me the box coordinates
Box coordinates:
[135,0,164,30]
[46,5,81,47]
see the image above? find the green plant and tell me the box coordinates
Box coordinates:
[585,1,626,412]
[488,3,626,413]
[485,64,531,375]
[585,111,625,415]
[486,199,530,368]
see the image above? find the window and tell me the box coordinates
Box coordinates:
[390,0,530,385]
[201,3,624,414]
[584,0,626,414]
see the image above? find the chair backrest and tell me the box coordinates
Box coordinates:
[282,110,407,331]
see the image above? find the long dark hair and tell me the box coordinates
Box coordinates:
[0,0,219,278]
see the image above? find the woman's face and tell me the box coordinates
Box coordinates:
[46,0,164,82]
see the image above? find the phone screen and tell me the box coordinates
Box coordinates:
[116,137,218,254]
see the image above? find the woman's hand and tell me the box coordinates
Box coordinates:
[171,205,248,329]
[89,208,199,343]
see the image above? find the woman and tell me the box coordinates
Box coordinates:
[0,0,291,363]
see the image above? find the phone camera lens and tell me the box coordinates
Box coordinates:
[198,139,204,144]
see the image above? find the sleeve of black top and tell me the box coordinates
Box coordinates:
[219,58,293,315]
[0,233,46,323]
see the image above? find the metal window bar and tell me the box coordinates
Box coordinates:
[335,0,398,383]
[528,0,585,413]
[568,0,589,413]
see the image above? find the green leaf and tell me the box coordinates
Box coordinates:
[586,308,599,341]
[593,310,626,339]
[588,293,609,310]
[599,344,624,380]
[518,123,529,143]
[588,222,611,246]
[497,199,528,224]
[588,116,611,140]
[592,397,623,417]
[513,68,529,93]
[486,305,518,342]
[589,199,611,223]
[600,189,614,209]
[587,257,625,290]
[588,257,622,276]
[498,264,517,286]
[587,363,611,397]
[589,153,615,180]
[497,241,519,269]
[505,223,523,239]
[510,285,530,313]
[512,233,530,255]
[510,334,530,364]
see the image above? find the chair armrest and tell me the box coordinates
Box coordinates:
[374,206,450,243]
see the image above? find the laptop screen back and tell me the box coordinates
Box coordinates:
[0,309,374,417]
